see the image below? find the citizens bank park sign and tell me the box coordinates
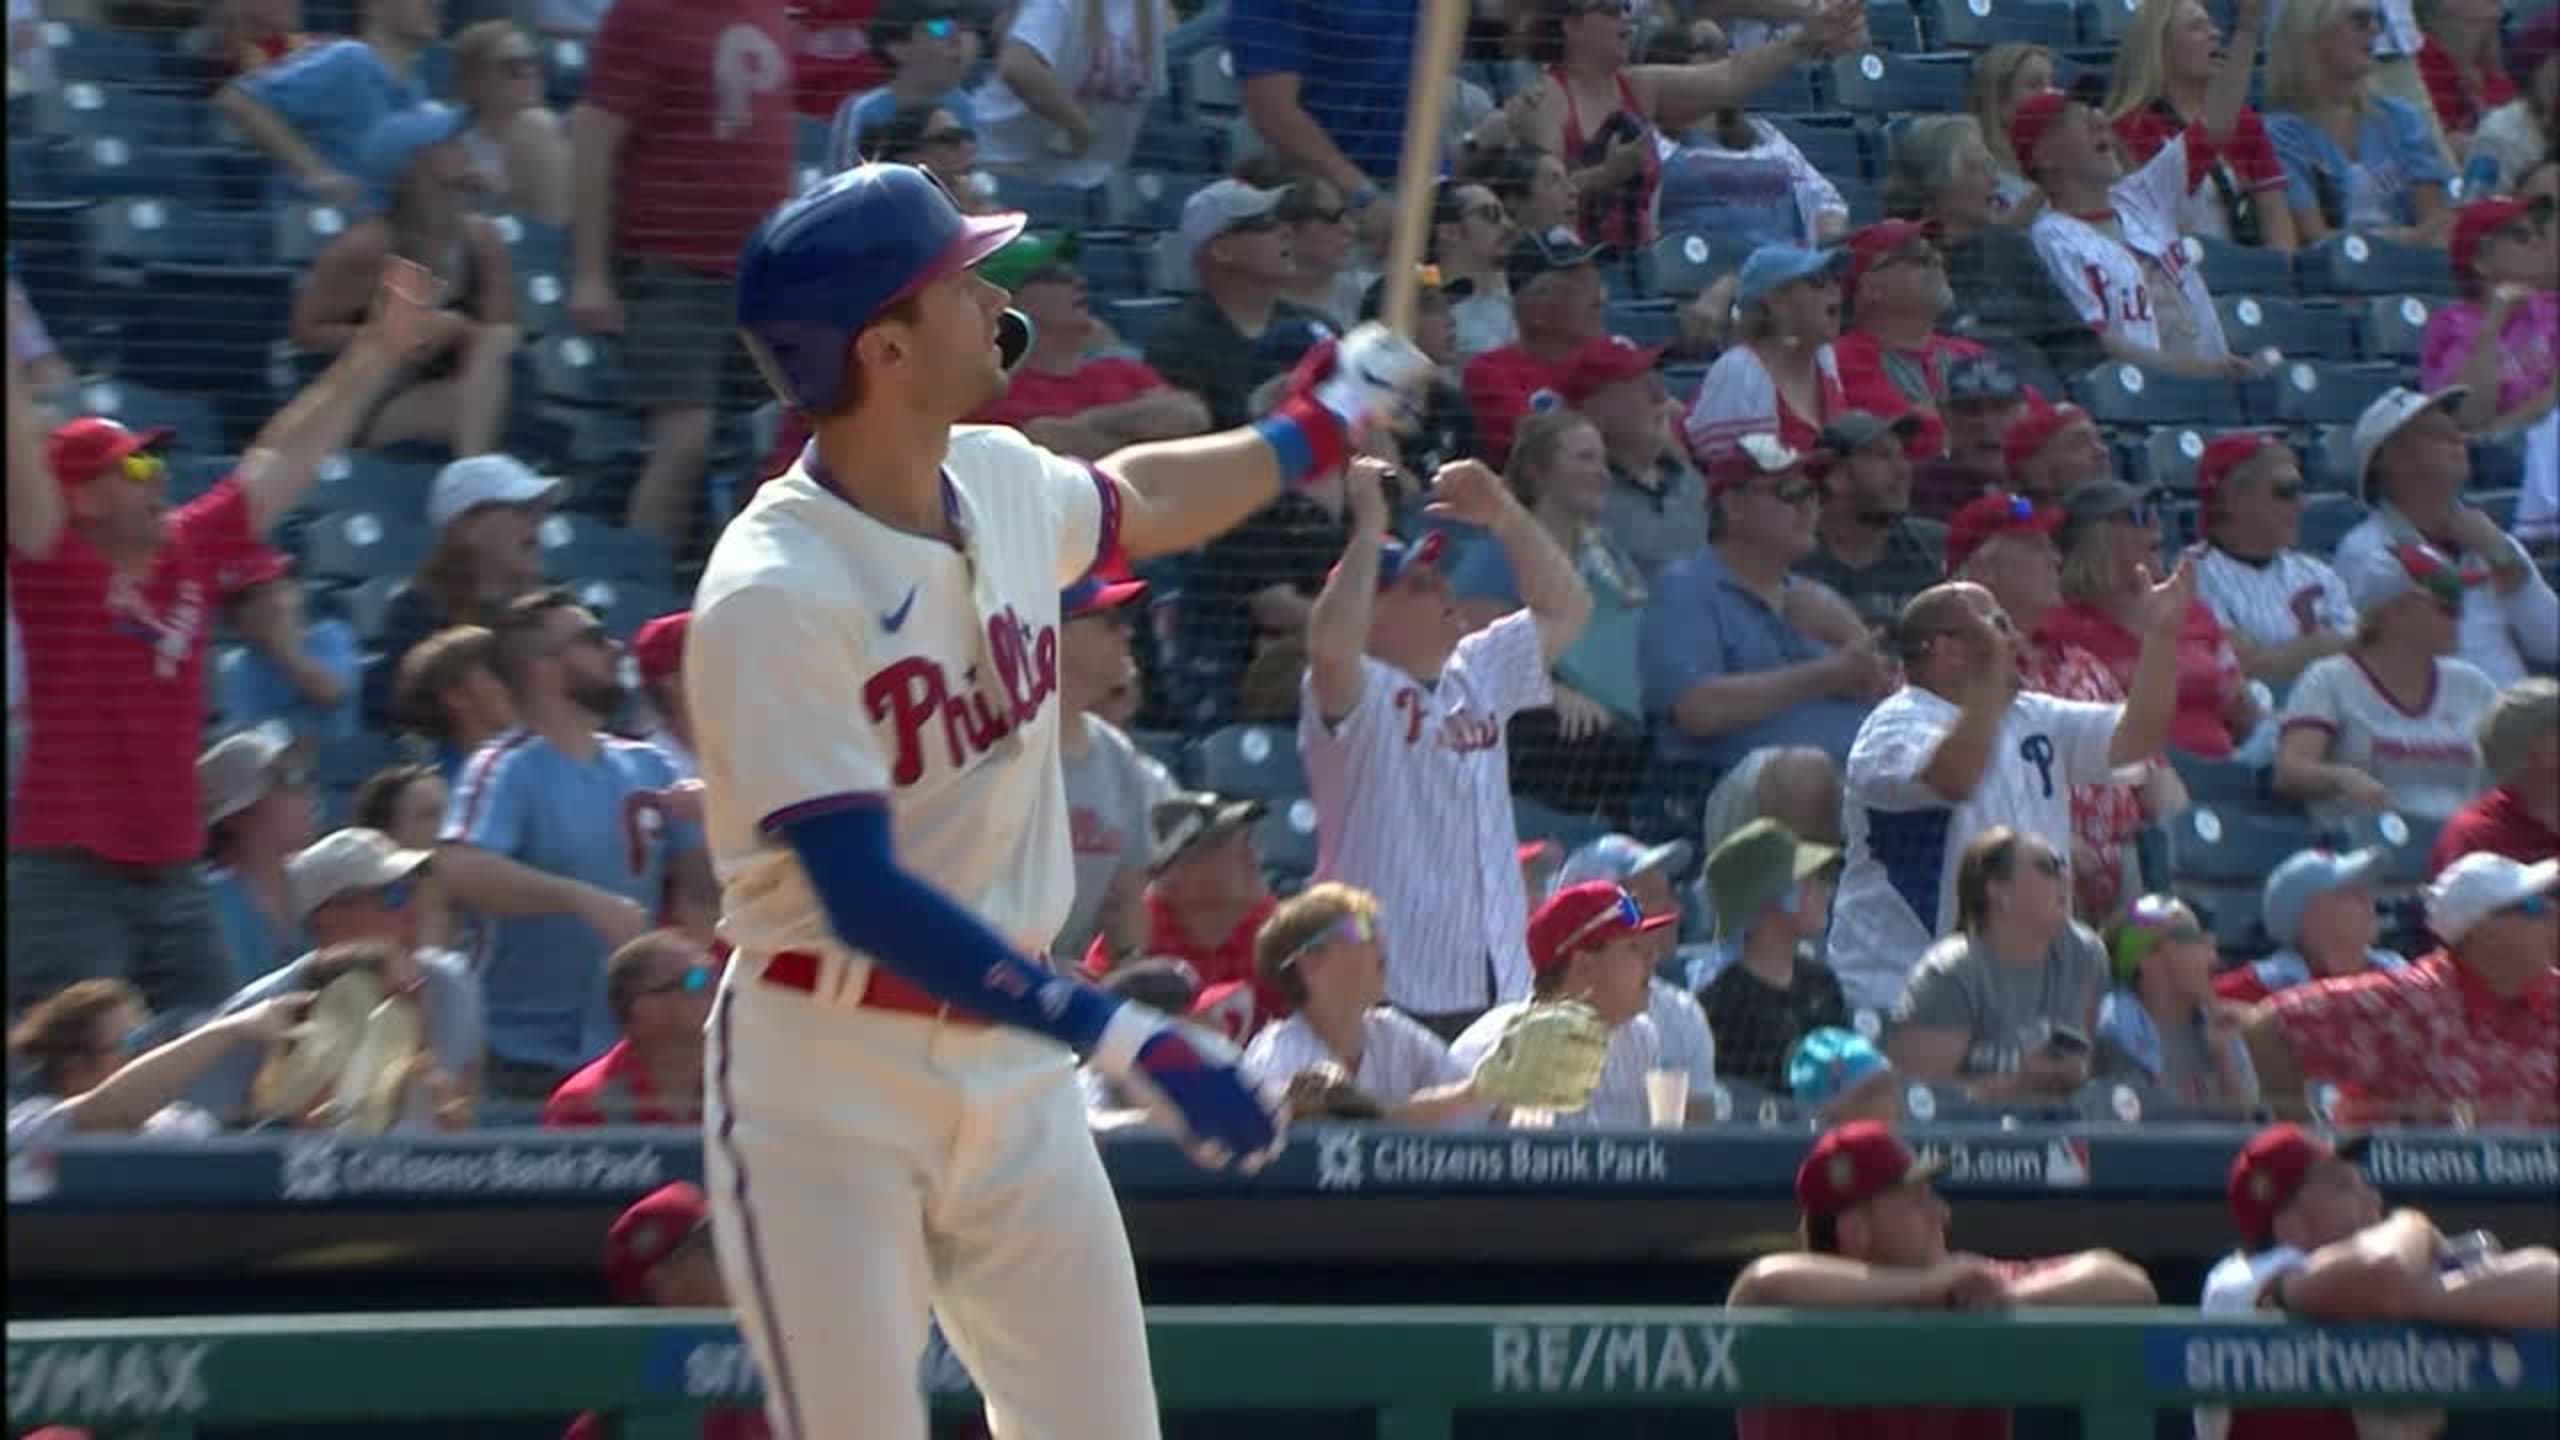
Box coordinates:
[1307,1129,2093,1192]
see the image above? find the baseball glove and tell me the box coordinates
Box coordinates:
[1284,1062,1385,1121]
[1469,1000,1611,1111]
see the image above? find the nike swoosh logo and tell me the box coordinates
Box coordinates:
[883,587,918,632]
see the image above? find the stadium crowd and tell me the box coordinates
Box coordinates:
[4,0,2558,1432]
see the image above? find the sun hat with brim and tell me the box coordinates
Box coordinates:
[978,230,1083,291]
[2350,385,2467,500]
[1705,817,1840,940]
[1148,791,1266,874]
[1735,243,1846,310]
[2261,847,2384,950]
[1557,832,1696,890]
[357,103,474,197]
[427,453,564,532]
[286,827,434,920]
[199,724,295,828]
[1796,1119,1944,1219]
[45,416,173,493]
[2426,854,2560,947]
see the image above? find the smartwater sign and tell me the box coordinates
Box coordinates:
[2144,1326,2557,1400]
[641,1325,978,1403]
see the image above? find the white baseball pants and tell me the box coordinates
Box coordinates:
[702,971,1161,1440]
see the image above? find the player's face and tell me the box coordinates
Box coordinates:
[904,268,1015,418]
[1848,1181,1952,1266]
[645,1226,730,1308]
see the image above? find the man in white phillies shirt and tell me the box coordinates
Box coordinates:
[1301,455,1591,1039]
[2189,432,2354,693]
[2013,14,2260,382]
[1240,881,1487,1126]
[1451,880,1668,1128]
[2336,386,2560,690]
[1557,833,1717,1111]
[2197,1123,2560,1440]
[1827,574,2188,1015]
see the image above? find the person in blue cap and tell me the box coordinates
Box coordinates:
[1682,242,1848,462]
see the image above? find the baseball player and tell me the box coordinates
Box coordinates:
[1825,573,2190,1015]
[1301,454,1592,1039]
[688,163,1429,1440]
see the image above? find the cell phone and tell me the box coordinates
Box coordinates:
[2044,1027,2091,1059]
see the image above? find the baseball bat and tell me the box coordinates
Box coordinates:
[1379,0,1473,339]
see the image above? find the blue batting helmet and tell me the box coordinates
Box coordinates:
[734,164,1028,413]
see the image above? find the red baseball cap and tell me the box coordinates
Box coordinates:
[1559,335,1666,404]
[629,611,691,687]
[45,417,173,493]
[1944,489,2064,571]
[1841,219,1935,299]
[1527,880,1674,976]
[2194,432,2281,513]
[2002,398,2092,480]
[2227,1124,2368,1243]
[2449,196,2532,290]
[1795,1120,1945,1219]
[2008,89,2074,173]
[1704,432,1808,495]
[604,1181,711,1302]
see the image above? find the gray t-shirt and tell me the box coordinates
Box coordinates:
[1891,924,2106,1077]
[1054,717,1174,966]
[186,947,484,1128]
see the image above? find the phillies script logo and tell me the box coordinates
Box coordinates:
[1393,688,1502,752]
[864,607,1059,785]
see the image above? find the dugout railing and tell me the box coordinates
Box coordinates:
[10,1306,2557,1439]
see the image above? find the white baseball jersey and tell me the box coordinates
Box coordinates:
[2030,131,2230,362]
[1241,1006,1469,1102]
[688,429,1118,970]
[1299,611,1552,1015]
[1828,685,2123,1015]
[2195,1245,2440,1440]
[1646,978,1716,1095]
[2193,543,2355,657]
[2279,653,2496,827]
[1450,1002,1661,1129]
[2335,504,2560,690]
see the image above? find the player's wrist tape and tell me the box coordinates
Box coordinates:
[1253,395,1351,488]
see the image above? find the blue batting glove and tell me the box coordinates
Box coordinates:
[1091,1003,1287,1174]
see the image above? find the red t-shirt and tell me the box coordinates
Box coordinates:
[788,0,890,120]
[2416,36,2516,139]
[1462,345,1573,464]
[2111,106,2288,223]
[970,358,1172,429]
[583,0,797,275]
[2428,783,2560,876]
[1082,891,1280,1013]
[542,1039,699,1127]
[1829,330,1987,462]
[2214,965,2278,1006]
[1737,1260,2067,1440]
[2037,597,2245,759]
[2266,951,2560,1127]
[7,479,268,864]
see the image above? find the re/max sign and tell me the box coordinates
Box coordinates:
[1490,1323,1741,1394]
[8,1341,212,1422]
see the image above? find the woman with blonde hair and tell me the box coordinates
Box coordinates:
[1966,41,2059,221]
[1443,405,1649,821]
[2263,0,2455,245]
[2042,481,2259,759]
[2105,0,2300,249]
[451,19,572,225]
[1681,243,1847,459]
[358,455,560,728]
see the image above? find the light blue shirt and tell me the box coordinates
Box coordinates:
[441,729,699,1071]
[1440,521,1647,724]
[1637,547,1870,772]
[2264,97,2450,232]
[206,868,304,991]
[238,39,429,202]
[824,87,976,172]
[219,620,361,744]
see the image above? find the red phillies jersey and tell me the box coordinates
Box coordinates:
[584,0,797,274]
[970,359,1174,429]
[787,0,890,120]
[2429,784,2560,876]
[8,478,268,863]
[1082,891,1282,1017]
[1830,329,1986,462]
[542,1038,701,1127]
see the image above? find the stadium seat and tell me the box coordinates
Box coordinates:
[2134,425,2207,491]
[994,174,1103,230]
[532,333,627,407]
[304,509,433,582]
[2215,296,2356,362]
[2172,752,2267,807]
[74,378,219,447]
[2186,234,2292,299]
[8,196,104,333]
[41,21,165,85]
[2170,804,2317,886]
[1104,296,1184,346]
[1252,797,1321,879]
[272,201,356,266]
[2184,881,2270,953]
[1930,0,2078,50]
[1827,51,1968,116]
[1078,233,1152,301]
[1127,729,1191,785]
[314,729,402,793]
[574,578,683,639]
[1646,232,1745,298]
[2293,233,2453,297]
[1190,723,1308,802]
[2071,362,2245,425]
[1110,168,1216,233]
[543,37,590,109]
[2298,492,2368,554]
[1866,1,1927,52]
[2357,294,2434,362]
[1186,47,1241,118]
[166,453,238,506]
[2469,432,2527,490]
[1605,298,1679,349]
[2263,360,2401,426]
[2077,0,2146,43]
[1768,117,1866,181]
[1512,796,1610,853]
[1131,95,1221,173]
[121,261,298,450]
[330,574,409,641]
[539,513,673,586]
[55,81,203,150]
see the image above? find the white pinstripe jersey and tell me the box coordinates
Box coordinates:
[1298,611,1553,1015]
[1241,1007,1469,1102]
[1449,1003,1661,1129]
[686,429,1116,970]
[1646,978,1717,1092]
[1827,686,2123,1016]
[2029,131,2229,361]
[2193,543,2355,655]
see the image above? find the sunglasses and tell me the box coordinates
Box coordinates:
[641,965,718,998]
[918,16,959,39]
[1466,203,1510,225]
[2507,894,2554,919]
[1754,479,1819,505]
[1287,204,1349,225]
[1285,912,1379,966]
[1225,213,1282,235]
[2104,502,2160,528]
[2268,482,2304,501]
[114,451,168,486]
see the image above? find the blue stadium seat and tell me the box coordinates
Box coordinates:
[42,22,165,85]
[87,197,246,270]
[1185,47,1241,118]
[1105,296,1184,346]
[1078,234,1152,301]
[2263,361,2401,427]
[2469,432,2527,490]
[2187,234,2292,299]
[1752,65,1822,111]
[2072,362,2246,425]
[73,379,219,447]
[1190,724,1308,802]
[329,574,409,641]
[539,513,673,585]
[1131,95,1220,173]
[543,37,591,109]
[1605,298,1679,349]
[2171,804,2317,885]
[2134,425,2207,491]
[2216,296,2356,361]
[1827,52,1968,116]
[2172,753,2267,807]
[1109,168,1215,233]
[1867,1,1927,52]
[2357,294,2435,362]
[493,214,569,276]
[1834,176,1882,224]
[2183,881,2270,953]
[272,201,357,266]
[532,333,627,407]
[1931,0,2079,49]
[8,196,103,330]
[2077,0,2145,43]
[304,509,433,581]
[1127,729,1191,785]
[574,578,683,639]
[55,81,204,150]
[1512,796,1611,853]
[166,453,238,506]
[2298,492,2368,554]
[1252,797,1321,879]
[297,453,434,523]
[994,174,1103,231]
[122,261,297,450]
[1646,232,1745,298]
[2293,233,2453,297]
[1768,117,1866,181]
[314,729,402,794]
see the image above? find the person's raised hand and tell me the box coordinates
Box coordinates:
[2133,554,2197,635]
[1422,457,1518,531]
[1343,454,1395,535]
